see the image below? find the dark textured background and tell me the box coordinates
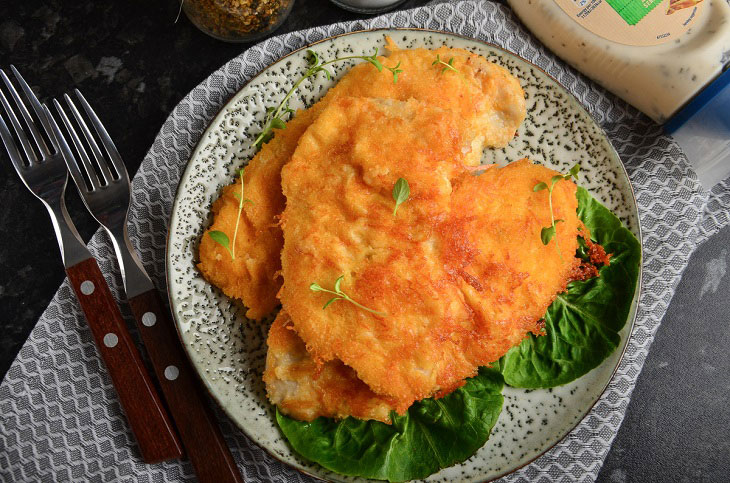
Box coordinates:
[1,1,728,481]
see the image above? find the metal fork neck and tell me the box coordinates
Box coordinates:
[104,223,154,299]
[43,197,93,269]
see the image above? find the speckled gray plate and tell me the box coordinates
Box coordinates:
[166,29,641,482]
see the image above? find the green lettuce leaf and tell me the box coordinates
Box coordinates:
[276,367,504,482]
[499,187,641,388]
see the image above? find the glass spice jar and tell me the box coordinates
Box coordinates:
[183,0,295,43]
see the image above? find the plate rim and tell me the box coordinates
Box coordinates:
[164,26,643,482]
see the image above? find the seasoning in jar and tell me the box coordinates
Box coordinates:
[183,0,295,42]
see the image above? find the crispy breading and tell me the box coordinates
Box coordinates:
[197,109,317,319]
[198,42,526,320]
[279,95,579,411]
[445,159,581,366]
[318,40,527,160]
[279,97,478,412]
[264,309,397,423]
[267,158,581,422]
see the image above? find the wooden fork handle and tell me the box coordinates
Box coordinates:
[128,289,244,483]
[66,258,184,463]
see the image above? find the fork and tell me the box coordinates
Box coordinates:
[45,90,245,483]
[0,66,183,464]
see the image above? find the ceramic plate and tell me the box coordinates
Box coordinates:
[166,29,641,482]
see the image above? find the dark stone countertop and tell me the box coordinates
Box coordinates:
[0,1,727,482]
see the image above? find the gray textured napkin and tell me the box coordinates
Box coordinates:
[2,1,729,482]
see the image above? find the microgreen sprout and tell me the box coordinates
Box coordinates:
[231,168,254,259]
[253,48,404,149]
[534,163,581,258]
[387,61,403,83]
[392,177,410,216]
[208,168,253,260]
[432,54,459,74]
[310,275,386,317]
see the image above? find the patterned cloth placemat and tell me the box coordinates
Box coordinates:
[2,1,728,481]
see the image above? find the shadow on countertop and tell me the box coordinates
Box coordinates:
[597,224,730,483]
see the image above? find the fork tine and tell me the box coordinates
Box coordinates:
[74,89,129,181]
[0,75,39,165]
[1,68,51,159]
[64,93,115,186]
[43,103,89,195]
[52,98,100,191]
[0,107,26,174]
[10,65,54,154]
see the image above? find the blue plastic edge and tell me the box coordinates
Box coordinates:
[665,66,730,134]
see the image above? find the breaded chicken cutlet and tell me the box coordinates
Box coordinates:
[278,96,580,412]
[264,309,397,423]
[198,40,526,320]
[268,157,584,422]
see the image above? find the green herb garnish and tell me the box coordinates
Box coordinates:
[533,163,580,254]
[231,168,254,259]
[208,230,232,259]
[432,54,458,74]
[310,275,386,317]
[253,48,403,149]
[208,169,253,260]
[387,61,403,83]
[391,177,410,216]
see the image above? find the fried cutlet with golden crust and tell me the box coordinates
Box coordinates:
[264,309,397,423]
[332,38,527,154]
[267,161,583,422]
[279,96,579,412]
[279,97,479,412]
[198,41,526,320]
[435,159,581,368]
[197,108,318,320]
